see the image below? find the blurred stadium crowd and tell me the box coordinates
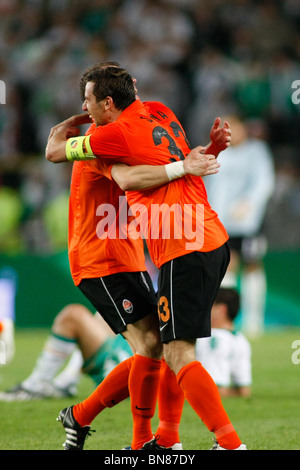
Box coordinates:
[0,0,300,254]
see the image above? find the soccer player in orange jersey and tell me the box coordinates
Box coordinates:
[46,65,246,450]
[46,68,223,451]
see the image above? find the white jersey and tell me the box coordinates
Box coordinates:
[204,138,275,237]
[195,328,252,388]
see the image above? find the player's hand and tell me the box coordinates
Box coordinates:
[48,113,92,140]
[47,124,80,143]
[66,126,81,138]
[184,146,221,176]
[210,117,231,152]
[67,113,93,127]
[132,78,140,100]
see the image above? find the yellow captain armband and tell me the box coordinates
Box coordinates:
[65,135,96,161]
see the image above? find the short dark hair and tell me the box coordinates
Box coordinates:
[80,61,120,100]
[80,63,136,111]
[214,288,240,321]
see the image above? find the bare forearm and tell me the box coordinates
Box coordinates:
[46,113,92,164]
[45,131,68,163]
[112,149,220,192]
[111,164,169,191]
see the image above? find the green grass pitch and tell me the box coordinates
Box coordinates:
[0,327,299,450]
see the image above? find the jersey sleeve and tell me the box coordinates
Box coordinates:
[85,122,123,179]
[89,124,128,162]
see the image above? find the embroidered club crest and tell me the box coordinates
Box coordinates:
[122,299,133,313]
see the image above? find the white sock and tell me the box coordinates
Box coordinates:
[22,334,77,393]
[53,349,83,390]
[241,268,267,338]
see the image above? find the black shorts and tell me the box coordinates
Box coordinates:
[157,243,230,343]
[78,271,157,334]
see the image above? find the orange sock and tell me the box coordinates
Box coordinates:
[129,354,161,450]
[155,358,185,448]
[73,356,133,426]
[177,361,242,449]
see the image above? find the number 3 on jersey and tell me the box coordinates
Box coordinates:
[158,296,170,322]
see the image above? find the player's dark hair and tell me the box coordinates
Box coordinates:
[80,63,136,111]
[80,61,120,100]
[215,288,240,321]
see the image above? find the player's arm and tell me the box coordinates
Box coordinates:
[111,146,220,191]
[46,114,93,163]
[203,117,231,157]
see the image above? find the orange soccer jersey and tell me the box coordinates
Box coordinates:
[88,99,228,268]
[68,147,146,286]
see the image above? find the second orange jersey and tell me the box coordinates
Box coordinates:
[68,144,146,286]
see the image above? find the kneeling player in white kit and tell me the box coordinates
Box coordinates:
[196,287,252,398]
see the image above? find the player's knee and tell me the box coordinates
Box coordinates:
[163,353,184,376]
[163,340,196,375]
[144,331,163,359]
[129,329,162,359]
[163,350,176,373]
[126,314,162,359]
[53,303,88,332]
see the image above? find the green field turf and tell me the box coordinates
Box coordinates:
[0,327,299,450]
